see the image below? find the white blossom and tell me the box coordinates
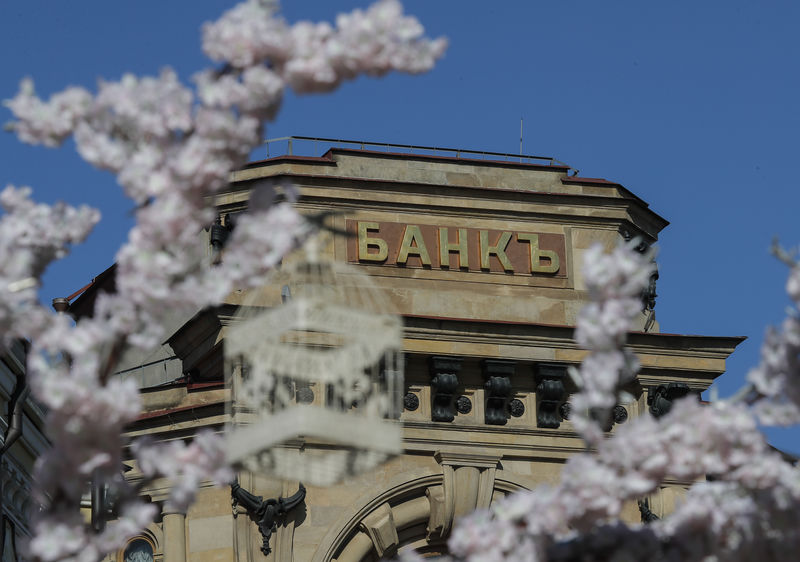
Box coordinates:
[3,2,445,560]
[569,241,653,441]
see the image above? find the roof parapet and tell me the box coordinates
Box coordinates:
[262,135,572,170]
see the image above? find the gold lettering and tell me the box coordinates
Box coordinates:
[517,232,559,273]
[397,225,432,265]
[357,222,388,262]
[479,231,514,271]
[438,227,469,269]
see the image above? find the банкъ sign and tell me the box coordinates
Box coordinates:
[346,220,567,278]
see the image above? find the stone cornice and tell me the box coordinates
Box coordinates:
[402,315,742,378]
[218,171,667,238]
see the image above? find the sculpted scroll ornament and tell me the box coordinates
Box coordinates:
[429,357,462,422]
[231,480,306,555]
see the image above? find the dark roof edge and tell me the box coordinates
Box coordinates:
[243,154,337,168]
[322,147,571,172]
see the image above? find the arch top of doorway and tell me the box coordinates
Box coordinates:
[312,468,533,562]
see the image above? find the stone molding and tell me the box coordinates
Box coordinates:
[311,472,441,562]
[311,465,536,561]
[429,451,502,540]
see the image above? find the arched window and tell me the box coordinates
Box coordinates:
[119,537,154,562]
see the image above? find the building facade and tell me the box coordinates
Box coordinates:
[1,341,48,562]
[74,140,742,562]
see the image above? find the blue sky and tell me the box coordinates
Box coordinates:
[2,1,799,452]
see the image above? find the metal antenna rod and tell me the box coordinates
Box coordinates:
[519,117,524,161]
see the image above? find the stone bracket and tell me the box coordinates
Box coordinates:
[429,356,462,422]
[647,383,692,418]
[482,360,515,425]
[535,363,567,429]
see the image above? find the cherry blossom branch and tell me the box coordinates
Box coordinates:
[431,241,800,562]
[3,1,446,560]
[569,240,654,444]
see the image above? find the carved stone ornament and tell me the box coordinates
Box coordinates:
[295,386,314,404]
[619,227,651,254]
[482,359,515,425]
[508,398,525,418]
[647,383,692,418]
[642,263,659,311]
[638,498,660,523]
[231,481,306,555]
[456,396,472,414]
[620,227,658,311]
[225,242,404,486]
[429,357,462,422]
[403,392,420,411]
[613,405,629,424]
[535,363,567,428]
[559,402,571,420]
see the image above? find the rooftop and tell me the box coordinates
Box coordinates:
[260,135,575,172]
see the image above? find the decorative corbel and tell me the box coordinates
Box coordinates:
[534,363,567,428]
[638,498,660,523]
[482,360,515,425]
[619,226,651,254]
[429,356,462,422]
[647,383,692,418]
[231,480,306,556]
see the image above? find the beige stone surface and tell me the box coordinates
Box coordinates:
[188,515,234,552]
[114,148,741,561]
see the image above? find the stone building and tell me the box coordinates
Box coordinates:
[67,139,742,561]
[1,341,48,562]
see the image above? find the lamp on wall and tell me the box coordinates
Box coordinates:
[225,237,404,486]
